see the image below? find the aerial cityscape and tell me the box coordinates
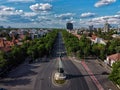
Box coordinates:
[0,0,120,90]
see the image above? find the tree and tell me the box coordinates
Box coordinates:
[26,30,58,59]
[62,30,79,56]
[0,51,6,68]
[109,61,120,85]
[27,46,36,60]
[107,38,120,55]
[79,35,91,58]
[24,35,31,41]
[9,46,25,65]
[91,43,106,59]
[115,46,120,53]
[37,44,46,57]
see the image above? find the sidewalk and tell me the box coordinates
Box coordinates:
[69,57,104,90]
[96,59,120,89]
[81,61,104,90]
[69,56,119,90]
[96,59,112,72]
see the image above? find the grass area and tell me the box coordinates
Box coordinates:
[55,79,66,84]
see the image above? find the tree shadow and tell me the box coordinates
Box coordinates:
[66,74,82,80]
[0,61,41,88]
[65,73,109,80]
[8,70,37,78]
[28,57,50,64]
[7,64,38,78]
[0,78,31,86]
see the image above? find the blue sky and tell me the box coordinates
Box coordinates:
[0,0,120,28]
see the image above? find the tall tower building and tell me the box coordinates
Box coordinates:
[117,25,120,34]
[89,25,94,31]
[66,22,73,30]
[104,21,110,32]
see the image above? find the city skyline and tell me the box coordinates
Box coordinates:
[0,0,120,28]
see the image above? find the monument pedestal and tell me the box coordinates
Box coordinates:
[54,57,66,81]
[54,72,66,80]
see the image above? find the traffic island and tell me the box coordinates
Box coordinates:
[52,56,68,86]
[53,72,67,86]
[55,79,66,84]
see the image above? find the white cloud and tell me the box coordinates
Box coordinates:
[8,0,35,2]
[0,6,26,23]
[23,12,37,17]
[86,14,120,25]
[37,16,52,22]
[0,6,23,16]
[80,12,96,18]
[0,6,15,11]
[30,3,52,12]
[55,13,75,20]
[95,0,116,7]
[2,7,15,11]
[0,5,54,24]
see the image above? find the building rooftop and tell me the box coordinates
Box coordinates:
[91,35,97,40]
[107,53,120,61]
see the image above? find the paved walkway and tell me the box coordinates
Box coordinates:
[81,61,104,90]
[69,56,119,90]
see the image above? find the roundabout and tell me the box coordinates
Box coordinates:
[52,57,68,87]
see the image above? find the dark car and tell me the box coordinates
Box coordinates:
[102,71,109,75]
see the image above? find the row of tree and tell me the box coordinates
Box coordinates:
[0,30,58,76]
[27,30,58,60]
[62,30,79,56]
[62,30,120,60]
[62,30,92,58]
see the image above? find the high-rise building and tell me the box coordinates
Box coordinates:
[66,22,73,30]
[103,21,110,32]
[89,25,94,31]
[117,25,120,34]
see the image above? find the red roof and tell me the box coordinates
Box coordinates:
[0,47,11,52]
[0,38,15,52]
[72,33,81,39]
[19,35,25,39]
[107,53,120,61]
[91,35,97,40]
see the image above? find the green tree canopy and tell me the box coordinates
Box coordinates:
[109,61,120,85]
[0,51,6,68]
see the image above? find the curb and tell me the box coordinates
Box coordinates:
[116,85,120,89]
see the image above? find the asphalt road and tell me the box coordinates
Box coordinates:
[1,32,118,90]
[85,59,119,90]
[34,32,91,90]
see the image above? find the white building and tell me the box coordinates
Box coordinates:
[105,53,120,66]
[91,35,106,45]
